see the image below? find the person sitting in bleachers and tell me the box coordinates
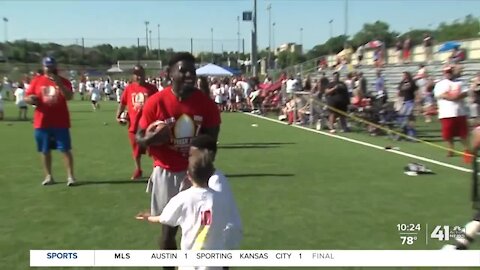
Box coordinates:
[449,46,466,64]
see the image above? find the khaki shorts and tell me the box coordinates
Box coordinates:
[146,166,189,216]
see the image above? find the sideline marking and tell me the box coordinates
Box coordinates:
[246,113,472,173]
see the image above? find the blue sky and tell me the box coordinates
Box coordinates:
[1,0,479,53]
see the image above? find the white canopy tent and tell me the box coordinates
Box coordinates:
[196,63,233,76]
[107,66,124,73]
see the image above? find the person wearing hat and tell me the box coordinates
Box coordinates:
[115,64,158,180]
[433,65,470,158]
[24,56,76,186]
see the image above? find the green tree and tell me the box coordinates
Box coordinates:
[350,21,399,48]
[436,15,480,42]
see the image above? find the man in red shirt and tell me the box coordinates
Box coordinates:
[116,65,158,180]
[24,57,75,186]
[136,52,220,259]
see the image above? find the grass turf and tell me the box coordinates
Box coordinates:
[0,99,477,270]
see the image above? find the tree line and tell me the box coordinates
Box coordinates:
[0,15,478,70]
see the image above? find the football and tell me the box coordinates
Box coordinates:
[447,83,461,99]
[145,120,171,145]
[119,111,129,125]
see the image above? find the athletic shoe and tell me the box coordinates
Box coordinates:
[441,244,457,250]
[67,177,76,187]
[42,175,55,186]
[131,169,143,180]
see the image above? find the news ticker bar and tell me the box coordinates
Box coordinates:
[30,250,480,267]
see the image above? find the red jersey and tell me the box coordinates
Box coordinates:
[139,87,221,172]
[121,82,158,133]
[26,75,72,129]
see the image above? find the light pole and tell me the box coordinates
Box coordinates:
[237,16,241,62]
[300,27,303,51]
[157,24,160,60]
[329,19,333,39]
[211,27,214,63]
[272,22,276,54]
[267,3,272,71]
[252,0,258,76]
[3,17,8,63]
[144,21,149,55]
[149,30,152,54]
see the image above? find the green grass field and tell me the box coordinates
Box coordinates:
[0,99,478,270]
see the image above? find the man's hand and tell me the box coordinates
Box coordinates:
[48,73,73,100]
[135,211,151,221]
[25,95,39,105]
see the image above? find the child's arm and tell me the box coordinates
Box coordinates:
[135,195,184,227]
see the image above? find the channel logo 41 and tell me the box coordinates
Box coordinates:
[430,225,465,241]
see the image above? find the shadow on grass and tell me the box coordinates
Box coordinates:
[1,117,31,123]
[219,142,295,149]
[226,173,294,178]
[419,137,445,143]
[73,179,148,186]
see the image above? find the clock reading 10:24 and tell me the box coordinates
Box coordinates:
[397,224,421,232]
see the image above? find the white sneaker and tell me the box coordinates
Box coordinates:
[67,177,76,187]
[441,244,457,250]
[42,175,55,186]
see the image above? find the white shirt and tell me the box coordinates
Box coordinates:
[286,79,297,94]
[159,186,234,251]
[236,81,250,97]
[104,82,112,94]
[209,170,242,249]
[91,87,101,101]
[434,78,468,119]
[14,88,26,106]
[116,88,123,102]
[79,82,86,93]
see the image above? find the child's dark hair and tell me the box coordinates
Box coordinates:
[188,150,215,186]
[168,52,196,68]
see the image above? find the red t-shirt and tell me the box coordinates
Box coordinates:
[120,82,158,133]
[25,75,72,129]
[139,87,221,172]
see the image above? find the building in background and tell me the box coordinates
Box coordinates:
[275,43,303,55]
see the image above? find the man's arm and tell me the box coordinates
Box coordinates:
[24,79,38,105]
[52,75,73,100]
[116,103,126,121]
[200,126,220,142]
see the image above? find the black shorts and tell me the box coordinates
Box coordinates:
[91,100,97,105]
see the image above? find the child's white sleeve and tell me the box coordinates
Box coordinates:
[158,195,184,227]
[223,196,243,249]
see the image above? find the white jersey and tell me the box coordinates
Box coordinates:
[116,88,123,103]
[14,88,26,107]
[91,87,101,101]
[104,82,112,94]
[434,78,468,119]
[79,82,86,93]
[159,186,234,251]
[209,170,242,249]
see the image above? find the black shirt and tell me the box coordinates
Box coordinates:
[398,79,417,102]
[327,81,350,105]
